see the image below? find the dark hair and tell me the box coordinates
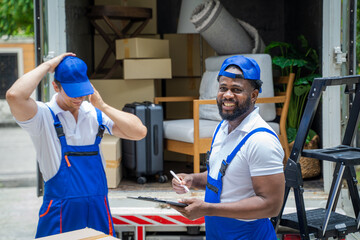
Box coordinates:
[223,65,263,91]
[54,79,62,89]
[248,79,263,92]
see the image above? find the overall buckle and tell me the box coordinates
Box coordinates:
[220,160,228,177]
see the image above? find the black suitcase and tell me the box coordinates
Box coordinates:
[122,101,167,184]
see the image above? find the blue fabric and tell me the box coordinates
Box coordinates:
[218,55,260,80]
[54,56,94,98]
[204,127,278,240]
[218,55,262,93]
[35,107,114,238]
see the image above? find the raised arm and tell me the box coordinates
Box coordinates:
[6,53,76,121]
[88,85,147,140]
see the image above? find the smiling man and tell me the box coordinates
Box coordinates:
[171,55,285,239]
[6,53,147,238]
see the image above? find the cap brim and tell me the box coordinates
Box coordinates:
[61,81,94,98]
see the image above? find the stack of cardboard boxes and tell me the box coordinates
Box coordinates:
[90,0,217,178]
[98,38,170,188]
[115,37,171,80]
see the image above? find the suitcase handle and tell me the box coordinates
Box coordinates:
[153,125,158,155]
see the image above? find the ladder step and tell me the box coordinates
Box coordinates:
[280,208,358,239]
[302,145,360,164]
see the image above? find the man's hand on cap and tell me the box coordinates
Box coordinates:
[46,52,76,73]
[88,84,106,110]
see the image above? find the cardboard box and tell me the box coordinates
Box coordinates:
[123,59,172,79]
[105,159,122,188]
[35,227,119,239]
[94,35,161,75]
[116,38,169,59]
[163,34,216,77]
[90,79,155,110]
[101,135,121,160]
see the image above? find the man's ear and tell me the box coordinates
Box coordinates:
[52,81,60,93]
[251,88,259,104]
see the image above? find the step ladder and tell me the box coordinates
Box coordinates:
[272,75,360,240]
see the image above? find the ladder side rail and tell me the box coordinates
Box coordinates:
[342,82,360,145]
[345,166,360,221]
[272,159,304,231]
[322,163,346,237]
[326,163,342,211]
[290,78,327,163]
[294,185,310,240]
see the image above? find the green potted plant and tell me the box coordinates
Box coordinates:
[265,35,321,178]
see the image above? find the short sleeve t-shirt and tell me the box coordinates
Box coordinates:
[16,94,114,181]
[209,107,284,203]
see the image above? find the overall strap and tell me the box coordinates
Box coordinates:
[218,127,279,178]
[95,108,106,145]
[46,105,67,147]
[206,120,224,169]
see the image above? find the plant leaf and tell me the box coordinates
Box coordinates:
[265,41,291,53]
[273,57,296,69]
[292,59,307,67]
[287,127,297,143]
[294,84,311,96]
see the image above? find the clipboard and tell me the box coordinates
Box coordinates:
[127,196,188,207]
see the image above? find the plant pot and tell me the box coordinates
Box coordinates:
[288,134,321,179]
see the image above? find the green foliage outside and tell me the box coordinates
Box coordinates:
[265,35,321,144]
[0,0,34,38]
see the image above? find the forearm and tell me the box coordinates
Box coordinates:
[99,103,147,140]
[190,171,208,189]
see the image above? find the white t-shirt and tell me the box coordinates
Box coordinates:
[209,107,284,203]
[16,94,114,181]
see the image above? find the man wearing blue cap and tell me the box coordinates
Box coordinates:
[6,53,147,237]
[171,55,285,239]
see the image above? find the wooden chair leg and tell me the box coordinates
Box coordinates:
[193,153,200,173]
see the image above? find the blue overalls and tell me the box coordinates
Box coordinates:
[204,121,278,240]
[35,107,115,238]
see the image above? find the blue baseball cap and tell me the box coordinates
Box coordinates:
[54,56,94,98]
[218,55,261,79]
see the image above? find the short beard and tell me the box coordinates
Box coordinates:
[217,97,252,121]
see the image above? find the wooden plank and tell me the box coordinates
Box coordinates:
[154,96,196,104]
[274,76,290,84]
[199,138,212,152]
[256,96,286,104]
[166,140,193,155]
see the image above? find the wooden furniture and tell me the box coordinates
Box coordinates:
[155,56,294,173]
[87,5,152,79]
[273,73,295,161]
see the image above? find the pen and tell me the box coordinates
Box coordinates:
[170,170,190,192]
